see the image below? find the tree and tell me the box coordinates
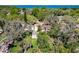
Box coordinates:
[26,15,38,24]
[37,32,54,52]
[23,8,27,22]
[48,25,60,38]
[32,8,50,21]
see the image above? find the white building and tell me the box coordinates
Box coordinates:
[32,24,38,39]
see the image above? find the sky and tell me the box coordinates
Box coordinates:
[0,0,79,5]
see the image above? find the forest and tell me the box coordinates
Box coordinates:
[0,6,79,53]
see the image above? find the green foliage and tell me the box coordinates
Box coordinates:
[9,7,19,15]
[37,32,54,52]
[31,39,37,48]
[6,14,18,20]
[24,35,37,48]
[64,42,79,52]
[27,15,38,24]
[10,41,22,53]
[10,45,22,53]
[58,44,69,53]
[1,6,79,53]
[48,25,60,38]
[23,35,38,53]
[23,35,32,45]
[32,8,50,21]
[32,8,39,17]
[27,48,40,53]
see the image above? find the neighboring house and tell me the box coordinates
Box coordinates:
[35,20,51,32]
[41,20,51,32]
